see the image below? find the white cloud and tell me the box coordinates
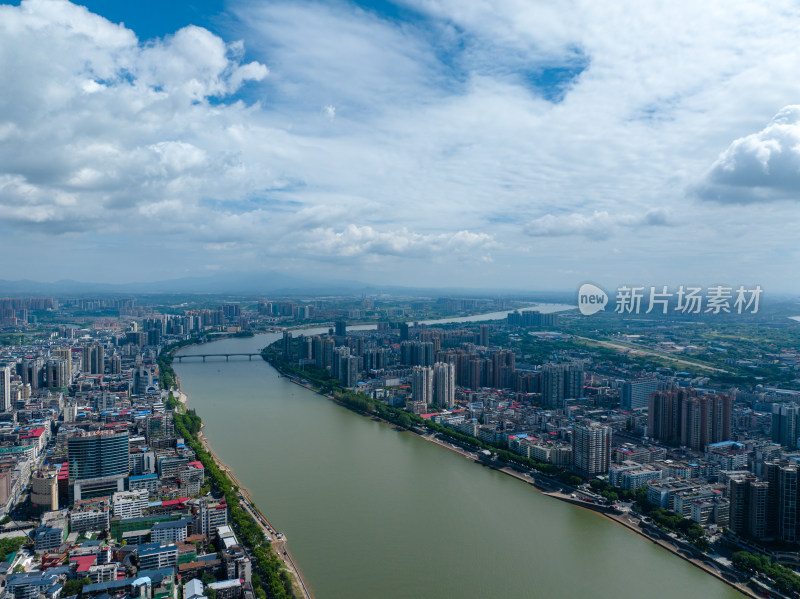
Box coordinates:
[695,105,800,203]
[0,0,269,230]
[525,209,674,239]
[2,0,800,289]
[231,0,446,116]
[294,225,496,259]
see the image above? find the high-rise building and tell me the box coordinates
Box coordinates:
[774,463,799,543]
[648,388,732,450]
[541,363,584,409]
[363,347,389,371]
[134,365,153,396]
[282,332,293,359]
[748,480,770,540]
[94,344,104,374]
[728,476,749,535]
[572,421,611,476]
[322,338,336,370]
[221,303,240,319]
[564,363,584,399]
[772,403,800,449]
[707,394,734,446]
[479,324,489,347]
[46,359,69,388]
[340,355,359,387]
[300,336,313,360]
[197,498,228,537]
[541,364,563,408]
[68,431,129,502]
[729,475,770,541]
[433,362,455,409]
[82,344,105,375]
[680,393,732,451]
[0,365,10,412]
[490,350,515,389]
[648,388,687,444]
[335,320,347,337]
[412,366,433,406]
[110,353,122,375]
[19,357,43,389]
[313,336,325,369]
[52,348,73,375]
[400,341,435,367]
[332,346,349,378]
[620,378,659,411]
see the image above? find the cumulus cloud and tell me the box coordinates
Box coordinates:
[695,105,800,203]
[294,225,496,259]
[2,0,800,289]
[524,209,674,239]
[0,0,268,231]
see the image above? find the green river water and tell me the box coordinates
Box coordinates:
[174,324,743,599]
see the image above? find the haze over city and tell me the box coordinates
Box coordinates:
[2,0,800,292]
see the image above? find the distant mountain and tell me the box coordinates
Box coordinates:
[0,272,340,296]
[0,273,574,299]
[0,278,118,295]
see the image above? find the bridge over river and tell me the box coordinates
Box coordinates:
[173,353,262,362]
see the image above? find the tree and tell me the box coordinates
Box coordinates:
[0,536,26,562]
[589,479,607,492]
[62,577,91,596]
[732,551,765,575]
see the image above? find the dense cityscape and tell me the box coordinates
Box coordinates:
[0,293,799,598]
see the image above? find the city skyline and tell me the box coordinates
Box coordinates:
[2,0,800,292]
[2,283,800,596]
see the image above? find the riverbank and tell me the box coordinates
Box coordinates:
[278,370,756,599]
[173,382,313,599]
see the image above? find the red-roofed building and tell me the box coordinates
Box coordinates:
[70,554,97,573]
[161,497,189,508]
[20,427,48,456]
[21,427,45,439]
[41,553,68,570]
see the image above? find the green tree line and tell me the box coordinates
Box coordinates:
[157,337,204,389]
[262,346,586,488]
[732,551,800,596]
[173,409,295,599]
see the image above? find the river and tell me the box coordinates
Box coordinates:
[174,316,743,599]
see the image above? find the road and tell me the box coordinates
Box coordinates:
[574,336,730,373]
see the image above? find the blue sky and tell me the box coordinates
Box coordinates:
[8,0,229,39]
[1,0,799,292]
